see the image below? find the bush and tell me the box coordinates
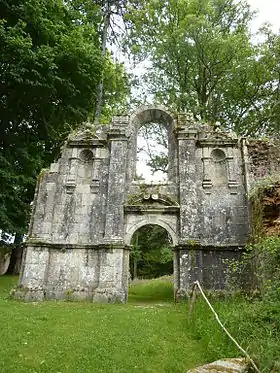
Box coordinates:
[247,237,280,300]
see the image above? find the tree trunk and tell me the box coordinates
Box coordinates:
[133,258,137,280]
[94,3,110,126]
[6,233,23,275]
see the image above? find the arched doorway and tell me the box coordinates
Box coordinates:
[127,223,176,302]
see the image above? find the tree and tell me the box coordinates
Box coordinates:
[0,0,129,272]
[0,0,101,234]
[125,0,280,136]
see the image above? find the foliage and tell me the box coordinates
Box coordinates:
[137,123,168,176]
[245,178,280,299]
[189,295,280,372]
[0,0,129,236]
[130,225,173,279]
[125,0,280,136]
[246,237,280,300]
[101,60,130,122]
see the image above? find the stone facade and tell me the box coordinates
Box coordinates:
[14,106,280,302]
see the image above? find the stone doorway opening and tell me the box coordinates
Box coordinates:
[129,224,175,302]
[128,107,177,185]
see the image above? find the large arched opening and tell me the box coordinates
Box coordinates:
[126,106,177,184]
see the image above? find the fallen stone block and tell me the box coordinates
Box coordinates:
[186,357,250,373]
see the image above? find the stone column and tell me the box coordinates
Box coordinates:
[176,246,203,298]
[240,138,251,195]
[92,246,129,303]
[201,147,213,193]
[96,117,129,303]
[175,123,203,296]
[177,128,198,240]
[173,247,180,298]
[90,157,101,194]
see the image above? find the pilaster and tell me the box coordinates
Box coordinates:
[104,116,129,242]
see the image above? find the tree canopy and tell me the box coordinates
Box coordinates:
[125,0,280,136]
[0,0,129,236]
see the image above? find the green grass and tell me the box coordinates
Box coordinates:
[128,276,174,303]
[0,276,206,373]
[188,296,280,373]
[1,276,279,373]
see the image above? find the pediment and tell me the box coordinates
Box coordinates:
[67,124,106,147]
[198,130,238,147]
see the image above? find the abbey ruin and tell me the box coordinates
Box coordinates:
[14,106,280,302]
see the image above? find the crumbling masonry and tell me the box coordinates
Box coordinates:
[14,107,280,302]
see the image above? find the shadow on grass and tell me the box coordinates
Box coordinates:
[0,275,18,298]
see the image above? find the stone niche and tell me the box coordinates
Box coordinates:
[13,106,280,303]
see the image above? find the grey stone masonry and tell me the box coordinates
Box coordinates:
[14,106,280,302]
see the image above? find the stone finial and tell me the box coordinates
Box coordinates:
[186,111,195,123]
[108,116,130,138]
[111,115,129,125]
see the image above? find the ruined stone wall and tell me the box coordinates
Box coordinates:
[17,124,130,302]
[173,126,250,293]
[247,139,280,180]
[177,133,249,247]
[17,244,129,302]
[16,107,280,303]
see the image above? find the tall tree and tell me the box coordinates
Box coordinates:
[0,0,129,262]
[91,0,131,124]
[0,0,102,236]
[125,0,279,136]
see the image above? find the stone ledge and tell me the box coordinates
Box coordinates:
[12,287,127,303]
[26,240,130,250]
[124,205,179,214]
[175,244,245,252]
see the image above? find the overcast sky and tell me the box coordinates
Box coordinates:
[248,0,279,32]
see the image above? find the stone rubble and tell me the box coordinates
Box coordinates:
[186,358,250,373]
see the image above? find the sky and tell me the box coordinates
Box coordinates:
[129,0,280,95]
[248,0,279,33]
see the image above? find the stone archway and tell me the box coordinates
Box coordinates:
[124,218,178,247]
[125,218,179,296]
[128,223,175,289]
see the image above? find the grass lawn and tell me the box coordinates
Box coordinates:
[0,276,207,373]
[1,276,279,373]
